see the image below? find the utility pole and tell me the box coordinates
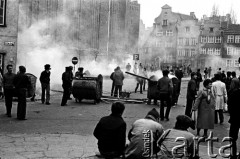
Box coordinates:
[106,0,111,60]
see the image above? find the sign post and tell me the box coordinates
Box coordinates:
[72,57,78,72]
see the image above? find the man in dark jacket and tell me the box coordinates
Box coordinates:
[61,67,72,106]
[94,102,126,158]
[3,64,16,117]
[113,66,124,97]
[110,68,116,96]
[185,72,197,117]
[227,88,240,159]
[40,64,51,105]
[157,69,173,121]
[196,69,203,91]
[13,66,31,120]
[175,67,183,103]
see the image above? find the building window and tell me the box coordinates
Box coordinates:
[0,0,6,26]
[178,38,184,45]
[209,27,214,33]
[201,36,207,43]
[236,48,240,55]
[227,35,234,43]
[208,37,214,43]
[234,60,239,67]
[185,49,190,56]
[226,59,233,67]
[215,48,221,55]
[191,49,195,56]
[156,41,161,47]
[156,31,163,37]
[208,48,214,55]
[185,27,190,32]
[185,38,189,46]
[166,30,173,36]
[227,47,234,55]
[215,37,222,43]
[162,19,168,26]
[191,38,196,45]
[235,35,240,43]
[165,42,172,48]
[201,48,207,54]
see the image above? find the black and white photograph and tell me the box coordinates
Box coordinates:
[0,0,240,158]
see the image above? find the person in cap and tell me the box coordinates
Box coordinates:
[75,67,84,79]
[40,64,51,105]
[158,115,195,158]
[13,66,31,120]
[61,67,72,106]
[185,72,197,117]
[192,79,215,138]
[125,108,164,159]
[3,64,16,117]
[94,102,126,158]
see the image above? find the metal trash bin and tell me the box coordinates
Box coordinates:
[72,74,103,104]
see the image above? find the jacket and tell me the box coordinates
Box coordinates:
[228,89,240,126]
[157,76,173,94]
[40,70,51,84]
[186,79,197,100]
[93,114,126,155]
[113,70,124,86]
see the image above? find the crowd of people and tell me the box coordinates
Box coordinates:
[95,65,240,159]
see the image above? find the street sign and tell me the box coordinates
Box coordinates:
[72,57,78,65]
[133,54,139,60]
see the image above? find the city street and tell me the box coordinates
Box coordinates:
[0,77,237,159]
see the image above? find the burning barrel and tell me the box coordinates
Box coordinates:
[72,74,103,104]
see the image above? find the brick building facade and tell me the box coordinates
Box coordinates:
[0,0,19,73]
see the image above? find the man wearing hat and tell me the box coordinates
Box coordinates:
[158,115,195,158]
[40,64,51,105]
[125,108,164,159]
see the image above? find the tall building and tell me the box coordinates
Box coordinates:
[0,0,19,73]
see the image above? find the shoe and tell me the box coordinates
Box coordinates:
[220,121,224,125]
[140,92,143,94]
[165,118,169,121]
[68,98,72,100]
[61,104,67,106]
[7,114,12,118]
[160,118,164,121]
[17,118,27,120]
[45,102,51,105]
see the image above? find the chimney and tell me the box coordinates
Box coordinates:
[226,13,232,27]
[190,12,196,18]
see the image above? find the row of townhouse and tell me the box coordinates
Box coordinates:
[142,4,240,72]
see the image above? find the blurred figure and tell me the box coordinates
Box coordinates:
[185,72,197,117]
[208,66,212,78]
[192,79,215,137]
[157,69,173,121]
[212,73,227,124]
[61,67,72,106]
[75,67,85,79]
[40,64,51,105]
[204,67,208,79]
[3,64,16,117]
[142,67,148,91]
[221,70,226,83]
[94,102,126,158]
[227,84,240,159]
[225,71,232,95]
[110,68,116,96]
[229,71,240,95]
[133,62,138,74]
[113,66,124,97]
[175,67,183,103]
[13,66,31,120]
[68,66,74,100]
[158,115,195,158]
[125,108,164,159]
[126,63,131,72]
[196,69,203,91]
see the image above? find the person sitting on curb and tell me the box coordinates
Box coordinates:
[93,102,126,158]
[125,108,164,159]
[158,115,195,159]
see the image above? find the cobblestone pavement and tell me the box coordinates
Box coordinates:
[0,77,238,159]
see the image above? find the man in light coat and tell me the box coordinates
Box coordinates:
[212,73,227,124]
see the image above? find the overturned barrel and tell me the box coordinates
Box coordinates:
[72,74,103,104]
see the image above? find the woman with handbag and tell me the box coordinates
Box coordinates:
[192,79,215,138]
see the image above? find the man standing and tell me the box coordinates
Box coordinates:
[196,69,203,91]
[175,66,183,97]
[185,72,197,117]
[208,66,212,78]
[110,68,116,96]
[61,67,72,106]
[157,69,173,121]
[40,64,51,105]
[94,102,126,158]
[229,71,239,95]
[3,64,16,117]
[13,66,31,120]
[212,73,227,124]
[227,87,240,159]
[113,66,124,97]
[126,63,131,72]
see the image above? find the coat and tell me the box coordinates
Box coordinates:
[192,88,215,129]
[113,69,124,86]
[186,79,197,100]
[227,89,240,126]
[212,80,227,110]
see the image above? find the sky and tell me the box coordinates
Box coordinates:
[137,0,240,27]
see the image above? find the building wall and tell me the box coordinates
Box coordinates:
[0,0,19,73]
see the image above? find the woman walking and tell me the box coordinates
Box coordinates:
[192,79,215,138]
